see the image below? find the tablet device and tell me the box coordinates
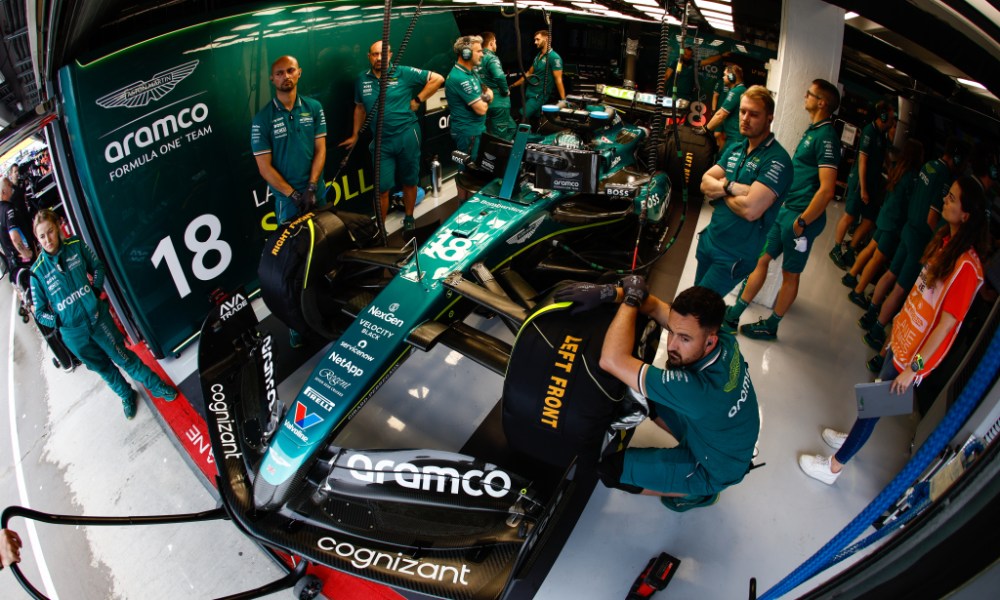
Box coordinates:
[855,380,914,418]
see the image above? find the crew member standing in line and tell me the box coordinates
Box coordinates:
[1,178,34,271]
[724,80,842,340]
[705,64,746,156]
[829,100,895,268]
[478,32,515,140]
[340,41,444,232]
[556,280,759,511]
[696,86,793,298]
[251,55,328,227]
[30,210,177,420]
[510,30,565,121]
[445,36,492,162]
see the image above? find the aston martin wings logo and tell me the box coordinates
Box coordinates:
[95,60,199,109]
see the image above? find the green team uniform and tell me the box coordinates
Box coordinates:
[844,122,888,221]
[622,330,759,495]
[250,96,328,224]
[874,170,919,259]
[445,63,486,160]
[667,53,696,102]
[695,134,793,296]
[30,237,172,403]
[890,158,953,291]
[477,49,515,140]
[716,82,746,156]
[355,65,431,192]
[523,49,563,119]
[763,119,841,273]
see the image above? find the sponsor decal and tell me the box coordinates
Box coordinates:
[317,536,472,586]
[104,102,210,164]
[367,305,404,328]
[339,340,374,362]
[728,369,753,418]
[260,335,280,439]
[327,351,365,377]
[293,400,325,430]
[345,453,513,498]
[506,215,545,245]
[219,293,248,321]
[389,302,400,312]
[207,383,242,460]
[96,60,199,109]
[317,368,352,394]
[56,284,91,312]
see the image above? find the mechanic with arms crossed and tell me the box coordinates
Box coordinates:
[445,36,493,164]
[697,85,792,297]
[556,280,760,511]
[30,210,176,420]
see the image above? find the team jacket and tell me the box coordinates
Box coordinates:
[31,237,105,330]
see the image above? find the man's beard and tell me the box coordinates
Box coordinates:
[667,352,687,368]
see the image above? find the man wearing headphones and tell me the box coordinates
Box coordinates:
[556,280,759,511]
[445,35,493,164]
[510,30,565,121]
[705,64,746,156]
[477,32,516,140]
[829,100,895,268]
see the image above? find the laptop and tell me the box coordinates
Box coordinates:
[855,380,914,418]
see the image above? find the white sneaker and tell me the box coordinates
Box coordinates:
[822,428,848,450]
[799,454,841,485]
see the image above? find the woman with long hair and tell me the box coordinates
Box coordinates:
[842,139,925,310]
[29,209,177,419]
[801,175,989,483]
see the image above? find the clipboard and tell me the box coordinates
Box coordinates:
[855,380,914,418]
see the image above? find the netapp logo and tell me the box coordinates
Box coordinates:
[345,453,512,498]
[96,61,199,109]
[104,102,209,164]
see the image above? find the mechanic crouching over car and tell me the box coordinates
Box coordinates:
[556,280,760,511]
[29,209,177,420]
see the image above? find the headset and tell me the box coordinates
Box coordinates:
[726,70,735,83]
[875,100,890,124]
[454,36,480,61]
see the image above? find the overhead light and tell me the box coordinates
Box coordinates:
[213,35,238,42]
[626,0,661,6]
[252,8,284,16]
[958,77,986,90]
[844,11,859,20]
[700,9,732,21]
[572,1,598,8]
[643,8,665,15]
[886,64,894,70]
[292,5,324,12]
[231,23,259,31]
[270,20,295,26]
[329,4,359,10]
[734,43,748,53]
[708,19,734,32]
[304,16,331,23]
[695,0,732,13]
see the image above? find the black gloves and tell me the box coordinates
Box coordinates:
[290,183,318,212]
[621,275,648,307]
[554,282,618,314]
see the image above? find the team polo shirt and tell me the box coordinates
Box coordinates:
[706,134,793,257]
[355,65,431,136]
[846,122,887,197]
[876,170,918,233]
[718,83,746,143]
[445,63,487,138]
[904,158,953,238]
[640,330,760,487]
[30,237,104,330]
[782,119,841,212]
[668,55,696,100]
[250,95,327,211]
[527,49,563,98]
[478,50,510,108]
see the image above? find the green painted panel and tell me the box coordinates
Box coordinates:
[58,5,460,355]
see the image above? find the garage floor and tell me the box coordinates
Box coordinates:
[2,191,917,599]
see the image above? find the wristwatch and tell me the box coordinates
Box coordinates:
[797,216,807,230]
[910,353,924,372]
[725,180,736,196]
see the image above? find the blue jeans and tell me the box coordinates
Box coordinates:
[834,350,902,464]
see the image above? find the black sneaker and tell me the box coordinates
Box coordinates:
[863,327,885,351]
[841,273,858,288]
[848,290,870,309]
[866,354,884,374]
[828,246,843,266]
[741,318,777,341]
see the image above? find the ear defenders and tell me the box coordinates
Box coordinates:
[875,101,890,124]
[456,36,474,61]
[726,71,735,83]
